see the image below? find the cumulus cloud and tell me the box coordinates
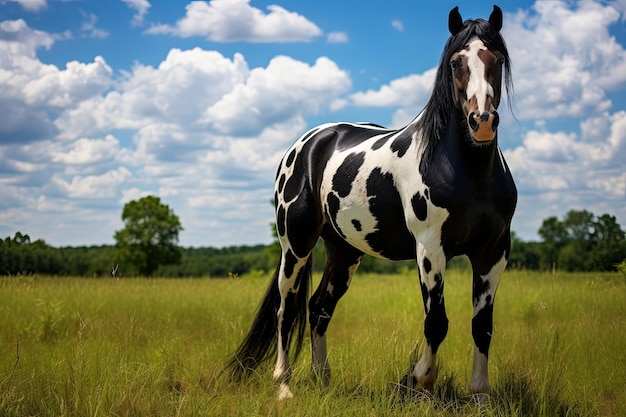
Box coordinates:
[52,167,132,199]
[203,56,351,135]
[145,0,322,42]
[0,18,54,55]
[0,15,352,245]
[504,0,626,120]
[0,19,112,145]
[505,110,626,234]
[350,69,436,108]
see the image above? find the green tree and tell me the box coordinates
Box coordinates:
[588,214,626,271]
[538,216,568,270]
[114,196,183,276]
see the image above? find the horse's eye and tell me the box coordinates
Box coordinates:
[450,61,459,70]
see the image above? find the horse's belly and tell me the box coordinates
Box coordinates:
[325,198,416,261]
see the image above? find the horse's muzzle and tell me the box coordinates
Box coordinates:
[468,111,499,142]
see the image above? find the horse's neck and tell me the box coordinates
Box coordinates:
[439,110,500,179]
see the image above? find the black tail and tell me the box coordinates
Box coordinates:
[226,257,312,380]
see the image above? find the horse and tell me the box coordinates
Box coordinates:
[227,5,516,400]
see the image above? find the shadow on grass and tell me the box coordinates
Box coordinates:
[346,370,586,417]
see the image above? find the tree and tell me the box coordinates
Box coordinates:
[114,196,183,276]
[538,216,568,270]
[536,210,626,272]
[588,214,626,271]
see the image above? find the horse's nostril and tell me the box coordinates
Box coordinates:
[479,112,490,122]
[492,111,500,131]
[468,113,479,132]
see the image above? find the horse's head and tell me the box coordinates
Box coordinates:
[448,6,507,143]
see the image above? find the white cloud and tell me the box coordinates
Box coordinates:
[392,20,404,32]
[504,0,626,121]
[203,55,351,134]
[56,48,248,138]
[121,0,151,26]
[80,13,109,39]
[327,31,348,43]
[0,20,111,144]
[51,135,121,166]
[507,112,626,189]
[52,167,132,199]
[0,19,54,57]
[8,0,46,12]
[145,0,322,42]
[349,68,436,109]
[0,16,353,246]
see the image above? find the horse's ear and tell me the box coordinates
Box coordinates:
[489,5,503,32]
[448,6,464,36]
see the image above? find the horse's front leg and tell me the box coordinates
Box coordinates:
[469,252,507,396]
[406,241,449,392]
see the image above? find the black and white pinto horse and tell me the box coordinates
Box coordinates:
[228,5,516,400]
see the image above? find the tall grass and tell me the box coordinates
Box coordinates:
[1,271,624,416]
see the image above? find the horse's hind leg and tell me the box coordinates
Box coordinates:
[308,234,363,386]
[273,248,312,399]
[273,194,323,399]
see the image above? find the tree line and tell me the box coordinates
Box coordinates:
[508,209,626,272]
[1,199,625,277]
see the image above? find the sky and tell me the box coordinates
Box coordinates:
[1,0,625,248]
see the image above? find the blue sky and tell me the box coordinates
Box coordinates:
[1,0,625,248]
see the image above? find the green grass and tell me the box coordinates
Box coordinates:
[1,270,625,416]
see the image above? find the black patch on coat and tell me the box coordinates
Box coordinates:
[390,134,412,158]
[283,170,304,203]
[285,149,297,168]
[423,257,432,274]
[332,152,365,198]
[278,174,286,193]
[308,239,362,336]
[412,192,428,221]
[472,277,490,306]
[325,193,344,238]
[364,168,414,259]
[420,273,449,353]
[472,295,493,356]
[284,249,297,279]
[333,124,391,152]
[276,204,286,236]
[286,192,324,258]
[352,219,362,232]
[371,136,389,150]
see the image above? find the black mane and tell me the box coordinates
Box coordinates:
[416,16,514,146]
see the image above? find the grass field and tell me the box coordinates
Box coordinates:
[1,270,625,416]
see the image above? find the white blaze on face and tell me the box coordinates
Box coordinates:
[462,37,494,114]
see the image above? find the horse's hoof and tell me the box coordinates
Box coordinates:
[278,382,294,400]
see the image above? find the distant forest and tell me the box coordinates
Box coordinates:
[2,209,625,277]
